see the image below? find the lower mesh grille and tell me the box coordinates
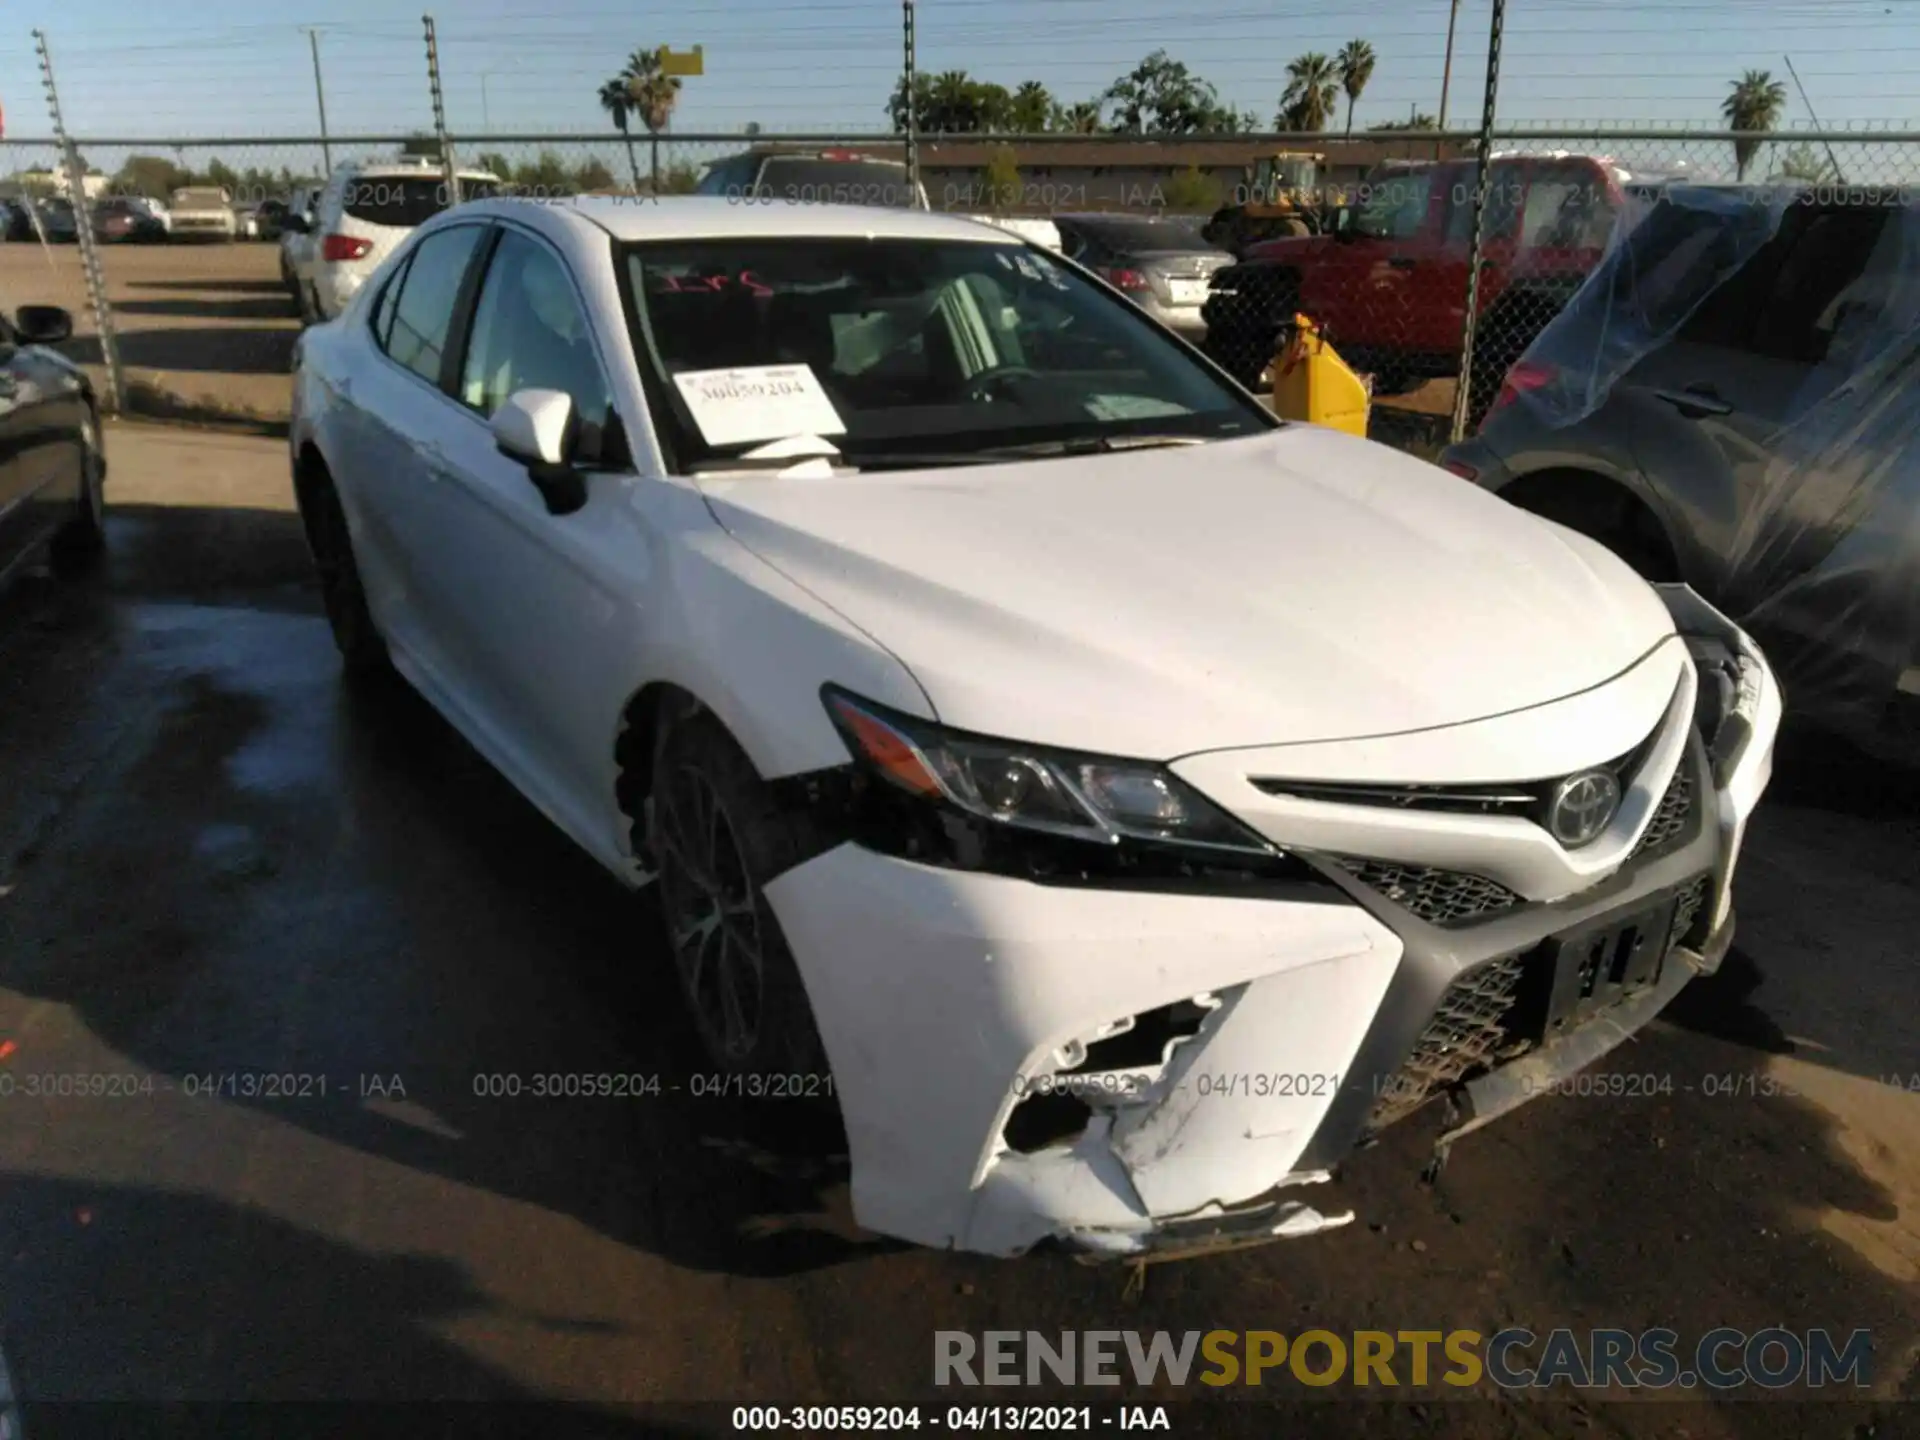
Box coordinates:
[1669,874,1711,948]
[1328,857,1525,927]
[1366,953,1532,1132]
[1631,765,1695,858]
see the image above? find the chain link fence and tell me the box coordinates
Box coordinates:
[3,128,1917,451]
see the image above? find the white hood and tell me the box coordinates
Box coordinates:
[701,426,1678,760]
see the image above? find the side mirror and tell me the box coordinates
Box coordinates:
[14,306,73,345]
[492,389,587,514]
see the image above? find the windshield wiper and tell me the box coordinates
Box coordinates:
[847,434,1213,471]
[690,434,845,476]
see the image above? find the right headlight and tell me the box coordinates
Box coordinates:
[821,686,1279,862]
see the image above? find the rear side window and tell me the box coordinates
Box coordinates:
[381,225,488,385]
[1746,207,1892,364]
[344,176,500,228]
[371,254,414,350]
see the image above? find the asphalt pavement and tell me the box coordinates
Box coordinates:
[0,421,1915,1439]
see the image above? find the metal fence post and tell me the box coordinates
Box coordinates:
[902,0,919,206]
[33,29,124,417]
[423,14,459,205]
[1448,0,1507,446]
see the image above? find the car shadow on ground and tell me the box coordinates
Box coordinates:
[0,1175,724,1431]
[128,277,289,296]
[114,296,297,322]
[0,503,907,1284]
[59,327,295,376]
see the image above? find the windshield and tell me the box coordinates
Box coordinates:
[171,189,227,209]
[343,175,501,228]
[622,236,1272,470]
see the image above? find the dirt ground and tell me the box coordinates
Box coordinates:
[0,420,1915,1437]
[0,237,298,427]
[0,237,1460,443]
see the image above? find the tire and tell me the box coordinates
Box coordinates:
[650,709,832,1080]
[49,409,106,574]
[304,473,392,676]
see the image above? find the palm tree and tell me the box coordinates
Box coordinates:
[598,78,644,192]
[1051,99,1104,134]
[1337,40,1377,136]
[1279,53,1339,133]
[620,46,683,191]
[1722,69,1788,181]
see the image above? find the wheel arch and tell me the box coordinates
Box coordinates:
[1497,465,1683,582]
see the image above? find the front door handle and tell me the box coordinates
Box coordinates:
[1386,256,1417,270]
[1652,384,1732,418]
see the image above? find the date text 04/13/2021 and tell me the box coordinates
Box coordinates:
[730,1405,1173,1432]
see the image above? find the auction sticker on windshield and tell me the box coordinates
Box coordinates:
[673,364,847,447]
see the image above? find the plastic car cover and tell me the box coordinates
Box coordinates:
[1508,184,1920,730]
[1509,184,1797,431]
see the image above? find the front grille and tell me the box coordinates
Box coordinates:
[1366,953,1532,1132]
[1327,856,1525,927]
[1630,765,1694,859]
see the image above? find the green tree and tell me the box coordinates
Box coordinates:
[1009,81,1053,132]
[1278,53,1339,132]
[474,151,514,182]
[1162,164,1219,212]
[745,121,763,137]
[982,145,1022,209]
[656,161,701,195]
[513,149,576,196]
[112,154,189,198]
[1049,99,1104,134]
[1103,51,1238,134]
[598,78,644,192]
[574,157,618,192]
[1722,69,1788,181]
[1337,40,1376,136]
[1772,142,1839,184]
[614,46,683,190]
[887,70,1014,133]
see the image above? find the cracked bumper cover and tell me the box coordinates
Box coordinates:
[764,592,1778,1260]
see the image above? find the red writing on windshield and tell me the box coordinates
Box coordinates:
[659,270,775,297]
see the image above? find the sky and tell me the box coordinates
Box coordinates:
[0,0,1914,151]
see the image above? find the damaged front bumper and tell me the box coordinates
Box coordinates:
[765,590,1779,1261]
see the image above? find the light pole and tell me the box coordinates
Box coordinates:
[301,27,332,173]
[1438,0,1462,131]
[481,72,494,131]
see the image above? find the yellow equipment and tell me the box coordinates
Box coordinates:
[1270,314,1371,437]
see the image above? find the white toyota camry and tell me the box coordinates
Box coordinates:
[290,196,1782,1260]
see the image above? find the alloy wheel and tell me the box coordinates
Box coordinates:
[655,759,766,1064]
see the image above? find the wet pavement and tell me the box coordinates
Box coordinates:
[0,422,1916,1438]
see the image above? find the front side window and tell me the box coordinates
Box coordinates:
[381,224,487,384]
[623,236,1272,469]
[459,229,612,430]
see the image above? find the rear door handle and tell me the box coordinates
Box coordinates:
[1652,385,1732,418]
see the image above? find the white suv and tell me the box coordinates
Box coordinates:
[293,158,500,323]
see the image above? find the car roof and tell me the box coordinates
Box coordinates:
[340,161,498,180]
[466,196,1022,244]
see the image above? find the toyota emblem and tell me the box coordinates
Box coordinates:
[1547,769,1621,848]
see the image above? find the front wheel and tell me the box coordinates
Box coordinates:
[304,475,391,676]
[50,409,106,573]
[651,711,832,1081]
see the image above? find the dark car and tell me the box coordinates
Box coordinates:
[0,304,106,588]
[1441,182,1919,758]
[1052,213,1232,339]
[91,196,167,244]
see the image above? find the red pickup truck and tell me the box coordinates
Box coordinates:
[1202,154,1628,418]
